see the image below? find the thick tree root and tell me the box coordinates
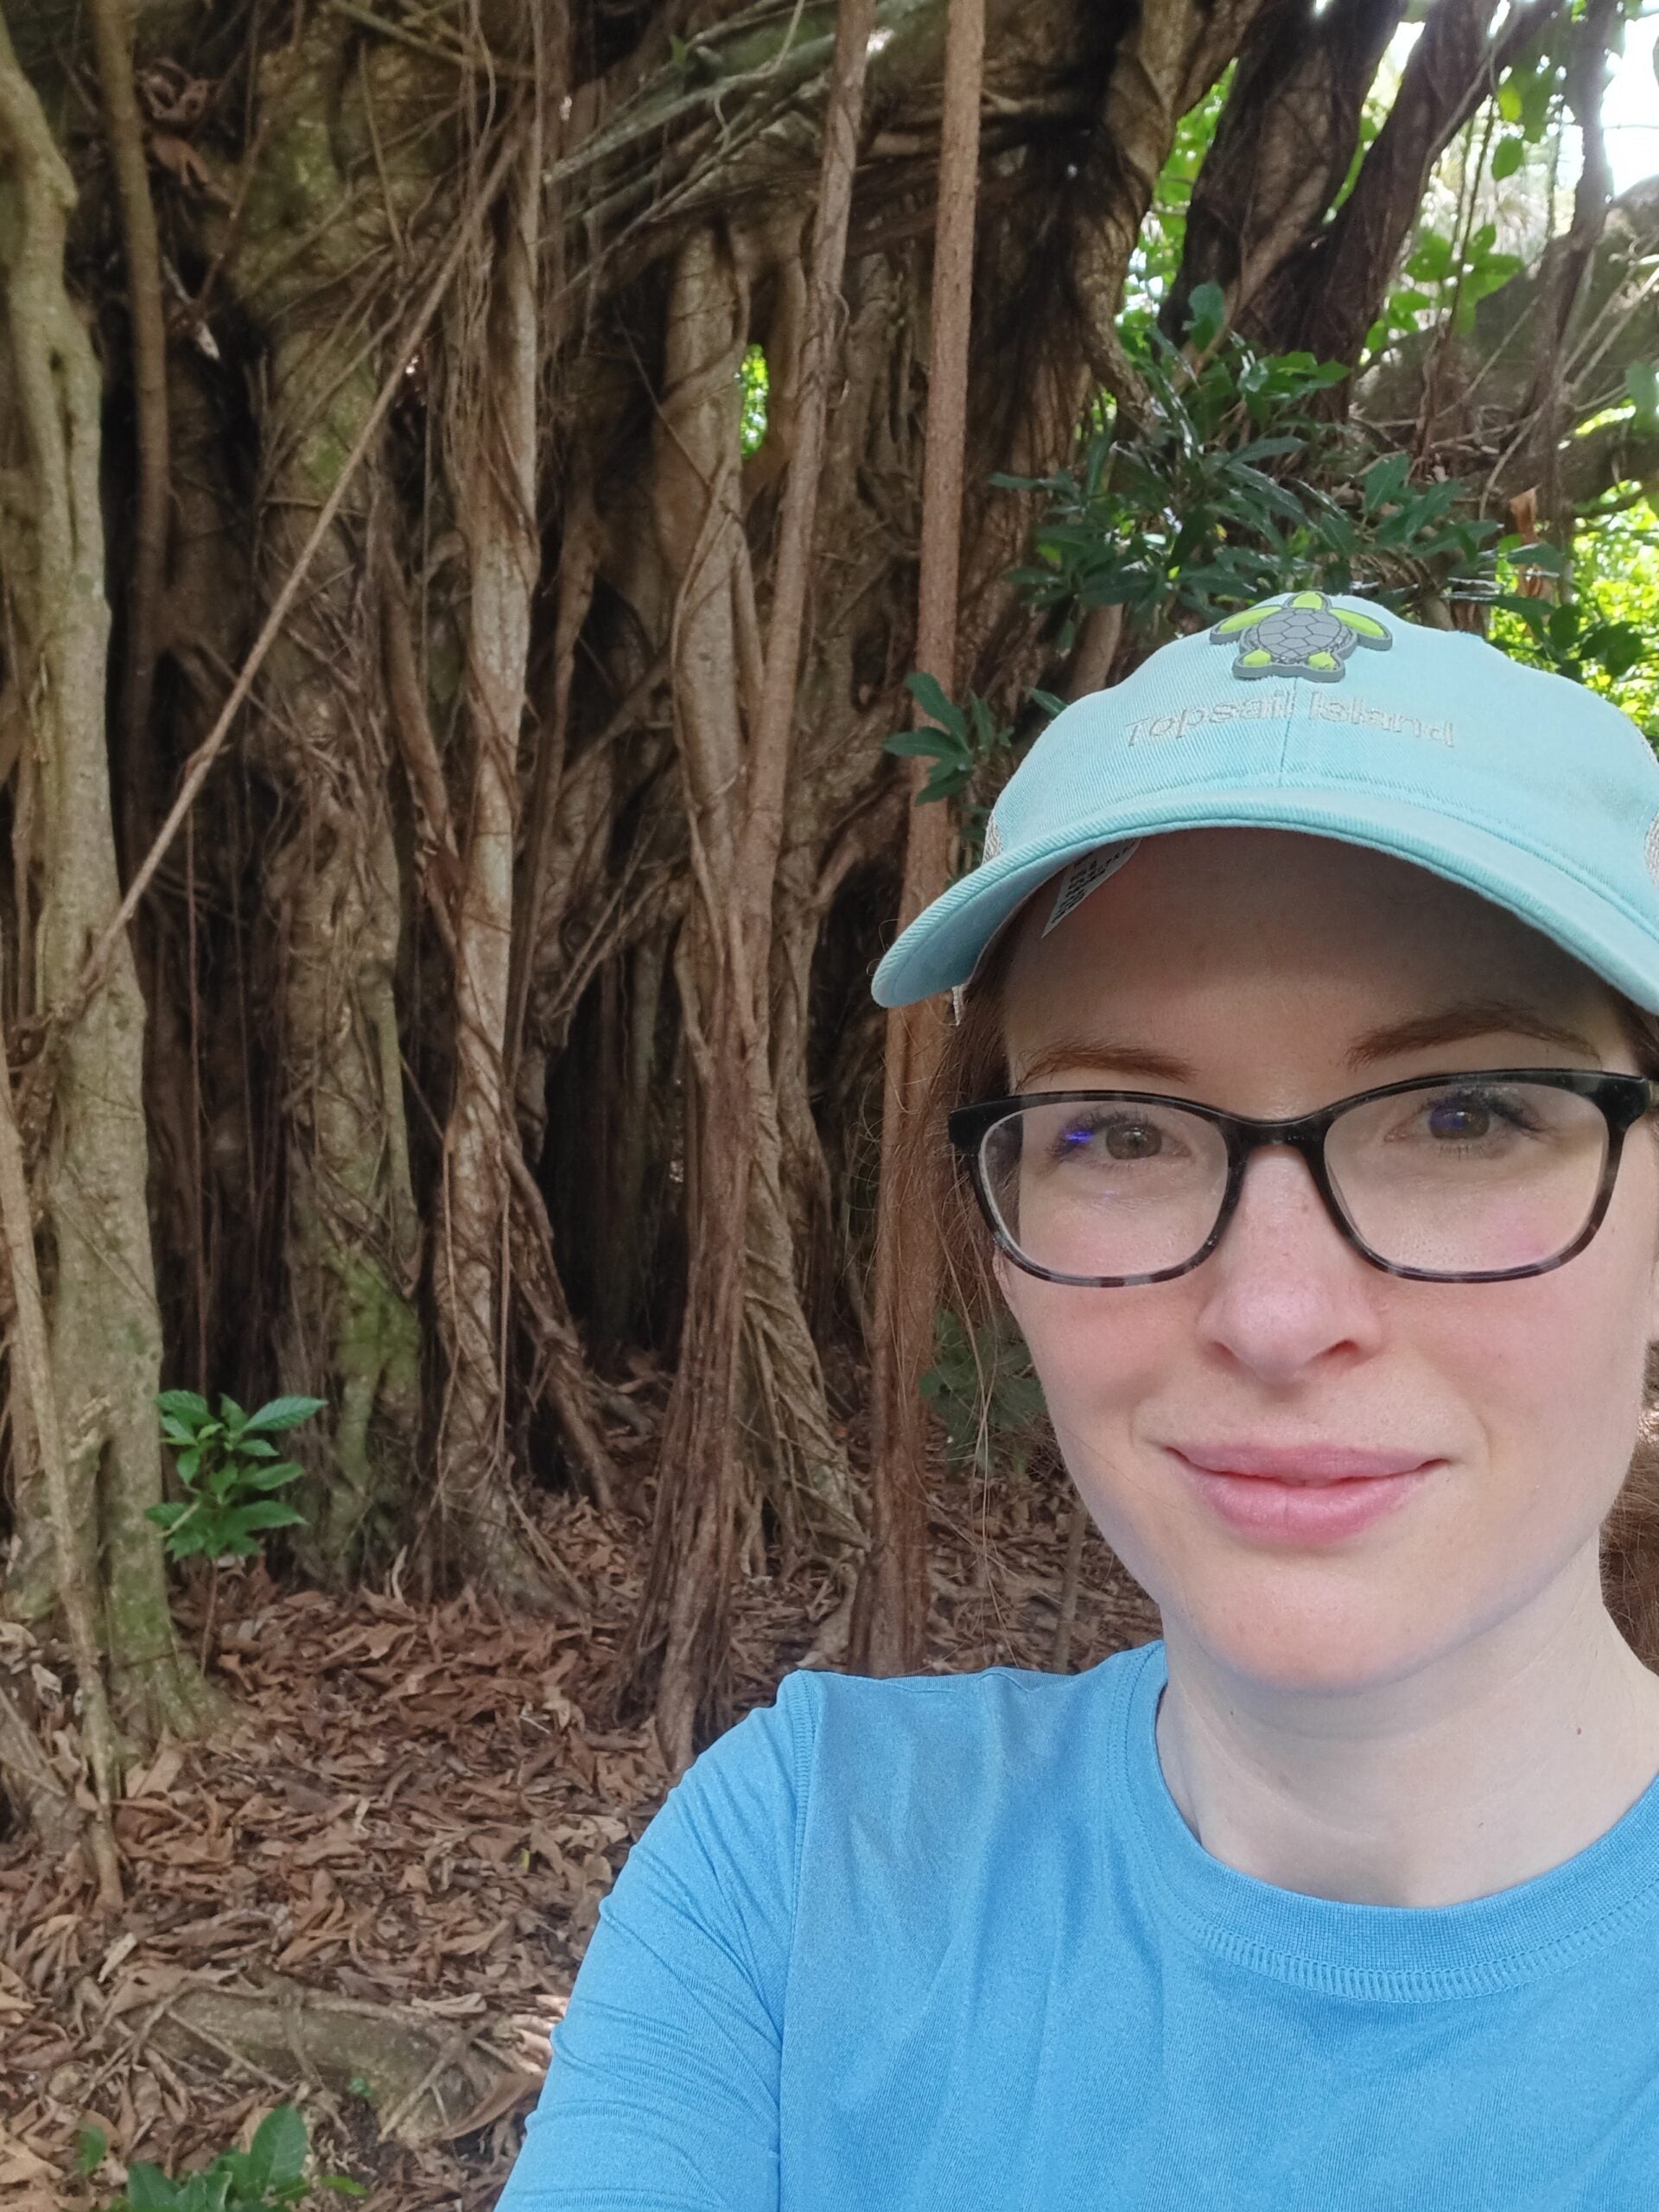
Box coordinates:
[142,1972,539,2147]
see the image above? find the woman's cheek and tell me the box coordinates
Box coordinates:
[1012,1281,1179,1491]
[1009,1275,1153,1404]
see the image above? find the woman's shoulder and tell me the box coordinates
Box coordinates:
[785,1639,1158,1721]
[702,1640,1161,1826]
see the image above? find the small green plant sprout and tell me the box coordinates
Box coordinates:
[90,2103,365,2212]
[149,1393,322,1564]
[148,1391,324,1665]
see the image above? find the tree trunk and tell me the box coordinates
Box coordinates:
[617,0,877,1765]
[851,0,985,1678]
[0,0,207,1742]
[434,106,575,1605]
[232,26,426,1575]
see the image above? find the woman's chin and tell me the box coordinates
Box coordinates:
[1159,1580,1440,1700]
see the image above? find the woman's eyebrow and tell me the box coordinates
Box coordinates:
[1344,998,1602,1071]
[1014,1039,1198,1087]
[1013,1000,1601,1091]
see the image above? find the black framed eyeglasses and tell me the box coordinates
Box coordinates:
[949,1068,1659,1287]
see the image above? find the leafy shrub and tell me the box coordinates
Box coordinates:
[995,282,1498,649]
[1486,505,1658,736]
[147,1392,323,1565]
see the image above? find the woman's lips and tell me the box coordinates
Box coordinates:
[1166,1446,1442,1542]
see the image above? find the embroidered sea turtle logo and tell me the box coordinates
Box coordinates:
[1211,591,1392,683]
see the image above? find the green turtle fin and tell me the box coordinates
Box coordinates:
[1306,650,1338,669]
[1239,647,1273,665]
[1289,590,1325,610]
[1337,610,1391,643]
[1212,605,1271,636]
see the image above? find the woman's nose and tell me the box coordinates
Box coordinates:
[1194,1144,1386,1383]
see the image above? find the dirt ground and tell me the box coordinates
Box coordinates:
[1,1438,1159,2211]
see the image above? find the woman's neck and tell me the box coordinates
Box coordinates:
[1154,1560,1659,1909]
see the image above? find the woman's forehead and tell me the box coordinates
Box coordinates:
[1002,829,1619,1058]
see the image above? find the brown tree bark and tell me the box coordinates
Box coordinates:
[87,0,168,828]
[434,98,587,1605]
[1161,0,1405,343]
[227,26,435,1574]
[1243,0,1565,367]
[0,0,208,1742]
[850,0,986,1679]
[618,0,878,1769]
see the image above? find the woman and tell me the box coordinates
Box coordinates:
[498,591,1659,2209]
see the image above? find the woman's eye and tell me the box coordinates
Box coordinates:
[1425,1096,1493,1141]
[1407,1089,1537,1144]
[1059,1116,1164,1160]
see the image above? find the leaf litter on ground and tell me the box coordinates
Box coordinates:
[2,1426,1157,2210]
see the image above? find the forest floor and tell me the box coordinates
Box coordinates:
[1,1424,1159,2212]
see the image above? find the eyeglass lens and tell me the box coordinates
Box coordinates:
[979,1078,1613,1281]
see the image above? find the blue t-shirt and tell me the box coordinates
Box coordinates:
[495,1638,1659,2209]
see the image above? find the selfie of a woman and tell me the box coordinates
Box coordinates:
[497,600,1659,2206]
[3,0,1656,2198]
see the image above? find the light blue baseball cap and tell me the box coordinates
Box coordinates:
[870,589,1659,1014]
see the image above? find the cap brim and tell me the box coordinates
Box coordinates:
[870,787,1659,1015]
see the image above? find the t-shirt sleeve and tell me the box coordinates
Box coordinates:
[493,1670,813,2211]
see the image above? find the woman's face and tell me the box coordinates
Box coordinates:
[995,828,1659,1695]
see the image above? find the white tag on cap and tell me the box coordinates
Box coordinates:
[1043,839,1141,937]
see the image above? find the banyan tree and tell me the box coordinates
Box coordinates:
[0,0,1653,1798]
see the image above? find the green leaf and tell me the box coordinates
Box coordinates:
[176,1447,201,1481]
[216,2149,256,2197]
[226,1500,308,1534]
[1027,689,1066,716]
[903,671,967,741]
[1184,278,1226,353]
[1405,231,1452,283]
[241,1395,327,1435]
[1230,435,1302,465]
[1585,621,1647,679]
[156,1390,209,1423]
[1498,537,1567,575]
[1226,463,1306,524]
[1518,65,1554,141]
[241,1463,304,1491]
[1491,135,1525,181]
[126,2163,177,2212]
[1626,362,1659,430]
[144,1502,191,1530]
[75,2124,108,2176]
[1361,452,1411,515]
[884,730,970,767]
[252,2105,309,2191]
